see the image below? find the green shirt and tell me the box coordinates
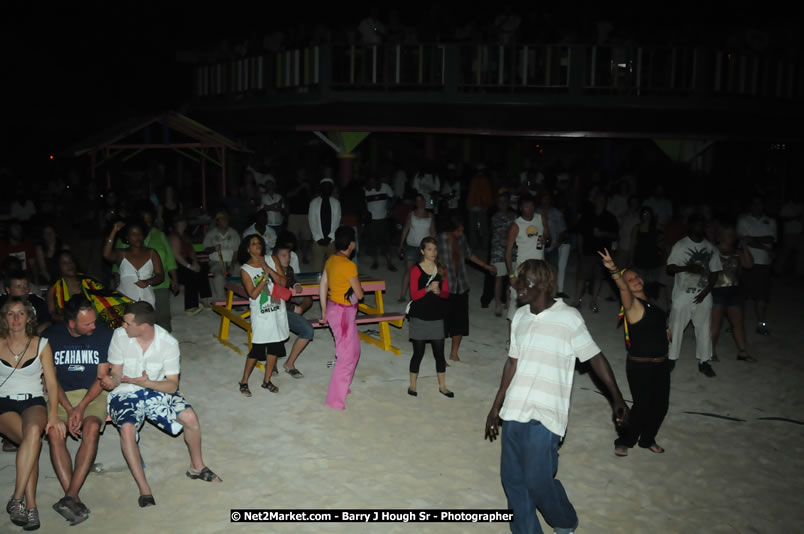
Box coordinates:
[113,228,177,290]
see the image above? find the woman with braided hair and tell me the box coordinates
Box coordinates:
[598,248,671,457]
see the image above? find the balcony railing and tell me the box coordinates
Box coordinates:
[195,42,803,100]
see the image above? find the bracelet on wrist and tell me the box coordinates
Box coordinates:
[509,274,516,279]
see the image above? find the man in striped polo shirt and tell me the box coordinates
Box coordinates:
[485,259,628,534]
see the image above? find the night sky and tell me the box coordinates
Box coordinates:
[2,2,800,177]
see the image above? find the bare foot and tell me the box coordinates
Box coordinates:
[449,355,460,362]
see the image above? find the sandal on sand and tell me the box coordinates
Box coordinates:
[285,368,304,379]
[238,383,252,397]
[614,445,629,457]
[2,438,18,452]
[138,495,156,508]
[737,352,757,363]
[261,381,278,393]
[186,467,222,483]
[53,496,88,526]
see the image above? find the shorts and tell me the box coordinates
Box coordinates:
[445,292,470,337]
[740,264,771,300]
[287,214,312,241]
[576,255,606,281]
[248,340,288,361]
[108,389,191,436]
[57,389,108,429]
[0,395,46,416]
[287,311,314,340]
[403,245,421,263]
[712,286,744,308]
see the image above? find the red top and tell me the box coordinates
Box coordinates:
[410,264,449,301]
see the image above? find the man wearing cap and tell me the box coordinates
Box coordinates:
[202,212,241,303]
[308,178,341,271]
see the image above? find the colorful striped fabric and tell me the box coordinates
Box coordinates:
[53,275,133,329]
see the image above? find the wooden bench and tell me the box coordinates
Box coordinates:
[213,276,405,369]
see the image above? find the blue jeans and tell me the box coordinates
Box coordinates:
[287,310,314,340]
[501,420,578,534]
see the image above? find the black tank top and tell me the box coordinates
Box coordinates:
[626,298,668,359]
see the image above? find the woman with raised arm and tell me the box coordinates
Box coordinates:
[0,297,66,530]
[598,248,670,457]
[102,219,164,306]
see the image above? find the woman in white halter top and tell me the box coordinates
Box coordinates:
[103,220,165,306]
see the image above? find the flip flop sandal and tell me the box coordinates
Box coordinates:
[53,496,88,526]
[737,352,757,363]
[614,446,629,457]
[285,368,304,379]
[646,443,665,454]
[186,467,222,483]
[261,381,279,393]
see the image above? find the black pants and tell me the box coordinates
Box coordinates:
[615,359,670,448]
[409,339,446,374]
[178,264,211,310]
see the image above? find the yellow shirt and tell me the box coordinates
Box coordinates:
[325,254,358,305]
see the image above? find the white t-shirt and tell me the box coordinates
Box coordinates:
[108,326,179,396]
[666,236,722,300]
[513,215,546,263]
[242,224,277,252]
[290,251,301,274]
[365,184,394,221]
[412,173,440,209]
[261,193,284,226]
[500,301,600,437]
[736,214,777,265]
[203,227,241,265]
[241,259,289,343]
[249,167,275,195]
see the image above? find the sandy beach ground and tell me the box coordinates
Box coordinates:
[2,256,803,533]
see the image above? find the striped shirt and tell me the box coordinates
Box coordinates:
[499,299,601,437]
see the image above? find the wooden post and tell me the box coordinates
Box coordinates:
[221,147,227,198]
[201,150,207,210]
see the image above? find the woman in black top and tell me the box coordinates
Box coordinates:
[599,248,670,457]
[407,237,452,398]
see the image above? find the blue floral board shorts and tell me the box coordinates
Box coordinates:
[108,389,192,436]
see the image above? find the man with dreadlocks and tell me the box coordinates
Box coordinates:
[599,248,671,457]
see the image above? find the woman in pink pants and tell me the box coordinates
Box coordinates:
[320,227,364,410]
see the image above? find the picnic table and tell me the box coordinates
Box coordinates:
[212,273,405,366]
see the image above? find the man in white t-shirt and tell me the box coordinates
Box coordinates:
[485,260,628,534]
[666,214,722,376]
[363,176,397,271]
[202,212,241,303]
[736,196,777,335]
[101,302,220,507]
[260,178,285,233]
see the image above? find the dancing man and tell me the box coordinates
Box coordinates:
[485,260,628,534]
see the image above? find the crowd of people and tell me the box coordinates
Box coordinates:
[0,155,801,531]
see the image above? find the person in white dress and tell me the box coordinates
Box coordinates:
[103,221,165,306]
